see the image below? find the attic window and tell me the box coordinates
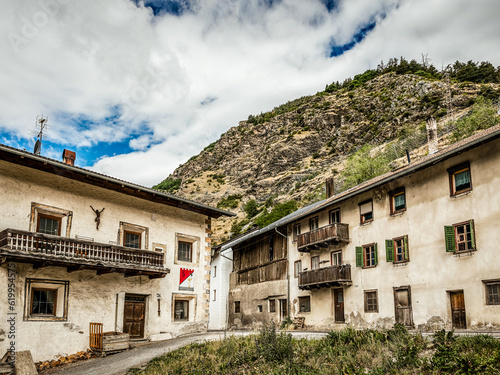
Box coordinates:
[448,162,472,196]
[359,200,373,224]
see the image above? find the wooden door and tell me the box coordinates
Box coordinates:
[123,295,146,338]
[394,286,413,327]
[450,291,466,329]
[279,299,287,321]
[334,289,345,322]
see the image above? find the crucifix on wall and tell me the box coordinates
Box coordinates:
[90,206,105,230]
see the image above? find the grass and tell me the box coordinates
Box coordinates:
[126,325,500,375]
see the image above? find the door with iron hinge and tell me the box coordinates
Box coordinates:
[333,288,345,322]
[394,286,413,327]
[123,295,146,338]
[450,291,466,329]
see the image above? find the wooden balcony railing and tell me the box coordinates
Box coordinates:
[297,223,349,252]
[0,229,168,278]
[298,264,352,290]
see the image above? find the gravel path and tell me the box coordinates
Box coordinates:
[46,331,328,375]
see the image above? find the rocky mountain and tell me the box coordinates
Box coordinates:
[155,62,500,244]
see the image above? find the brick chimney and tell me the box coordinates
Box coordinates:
[62,149,76,166]
[326,177,335,199]
[426,117,438,154]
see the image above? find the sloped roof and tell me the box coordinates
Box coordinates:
[223,124,500,250]
[0,143,235,219]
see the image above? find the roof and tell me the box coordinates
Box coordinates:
[0,143,235,219]
[223,124,500,250]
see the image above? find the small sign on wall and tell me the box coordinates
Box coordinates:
[179,268,194,291]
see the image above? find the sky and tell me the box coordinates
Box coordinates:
[1,0,500,187]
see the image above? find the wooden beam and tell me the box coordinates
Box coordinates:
[97,268,116,275]
[33,262,48,269]
[124,271,143,278]
[148,274,167,279]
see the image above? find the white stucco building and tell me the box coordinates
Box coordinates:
[0,145,233,362]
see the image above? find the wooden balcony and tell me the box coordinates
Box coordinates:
[298,264,352,290]
[297,223,349,252]
[0,229,169,279]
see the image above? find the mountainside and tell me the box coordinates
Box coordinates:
[155,62,500,244]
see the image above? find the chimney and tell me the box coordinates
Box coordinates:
[326,177,335,199]
[426,117,438,154]
[62,149,76,166]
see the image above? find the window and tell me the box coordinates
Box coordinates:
[269,235,274,261]
[359,200,373,224]
[37,214,61,235]
[364,290,378,313]
[311,256,320,270]
[269,299,276,313]
[153,243,166,253]
[213,290,216,301]
[331,251,342,266]
[174,300,189,321]
[444,220,476,253]
[234,301,241,313]
[32,289,56,315]
[120,222,148,250]
[25,279,69,321]
[448,162,472,196]
[294,260,302,278]
[356,243,378,268]
[299,296,311,312]
[293,224,301,241]
[124,230,141,249]
[310,217,318,231]
[386,236,409,263]
[329,208,341,224]
[484,281,500,305]
[257,305,263,312]
[178,241,192,262]
[213,266,217,278]
[390,188,406,215]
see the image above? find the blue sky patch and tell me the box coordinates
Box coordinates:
[329,21,376,57]
[133,0,193,16]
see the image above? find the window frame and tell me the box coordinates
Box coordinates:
[359,200,373,224]
[389,187,406,215]
[30,203,73,238]
[364,290,379,313]
[311,256,320,270]
[175,233,200,266]
[331,250,342,266]
[309,217,319,231]
[329,208,341,224]
[173,299,189,321]
[123,230,141,249]
[448,162,472,196]
[24,278,69,321]
[292,223,301,242]
[31,288,57,316]
[298,296,311,313]
[483,280,500,306]
[294,260,302,278]
[119,222,149,250]
[269,299,276,313]
[444,220,476,253]
[213,289,216,302]
[386,235,409,263]
[356,243,378,268]
[37,214,62,236]
[177,241,193,262]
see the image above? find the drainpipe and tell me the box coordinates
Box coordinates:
[115,294,119,332]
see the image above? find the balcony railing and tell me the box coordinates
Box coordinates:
[0,229,168,278]
[298,264,351,290]
[297,223,349,252]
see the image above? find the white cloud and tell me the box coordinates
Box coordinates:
[0,0,499,187]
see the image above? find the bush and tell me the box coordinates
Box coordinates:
[243,199,260,219]
[451,97,500,141]
[255,322,293,363]
[254,200,298,228]
[217,194,242,209]
[152,178,181,193]
[340,145,391,190]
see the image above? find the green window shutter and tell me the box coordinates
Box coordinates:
[356,247,363,267]
[444,226,455,252]
[469,219,475,249]
[385,240,394,262]
[374,243,378,265]
[403,235,409,261]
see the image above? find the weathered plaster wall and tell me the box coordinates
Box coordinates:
[0,160,213,361]
[288,139,500,331]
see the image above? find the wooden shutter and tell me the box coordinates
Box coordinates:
[403,235,409,261]
[469,219,475,249]
[385,240,394,262]
[444,226,455,252]
[374,243,378,265]
[356,247,363,267]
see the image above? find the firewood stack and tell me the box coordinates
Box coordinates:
[35,350,97,372]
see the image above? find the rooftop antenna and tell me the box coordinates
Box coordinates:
[32,115,49,155]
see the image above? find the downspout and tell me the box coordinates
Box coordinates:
[115,294,119,332]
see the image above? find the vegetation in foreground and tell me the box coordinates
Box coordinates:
[126,324,500,375]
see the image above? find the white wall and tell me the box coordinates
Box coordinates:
[208,248,232,330]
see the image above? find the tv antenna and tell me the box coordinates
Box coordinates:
[32,115,49,155]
